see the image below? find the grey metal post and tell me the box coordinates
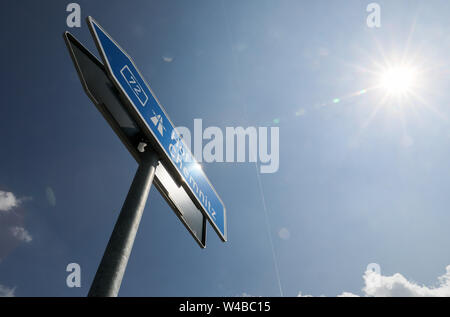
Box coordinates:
[88,148,158,297]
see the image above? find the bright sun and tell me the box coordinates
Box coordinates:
[379,65,418,96]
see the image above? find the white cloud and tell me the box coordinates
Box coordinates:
[299,265,450,297]
[0,284,15,297]
[10,226,32,243]
[360,265,450,297]
[336,265,450,297]
[0,191,19,212]
[162,56,173,63]
[337,292,359,297]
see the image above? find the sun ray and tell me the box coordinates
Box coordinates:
[360,92,389,130]
[409,90,449,123]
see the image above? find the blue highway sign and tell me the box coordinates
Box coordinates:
[87,17,227,241]
[63,31,207,248]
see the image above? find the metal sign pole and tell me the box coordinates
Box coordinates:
[88,148,158,297]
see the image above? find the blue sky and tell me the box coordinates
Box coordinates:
[1,0,450,296]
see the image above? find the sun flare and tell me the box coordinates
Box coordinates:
[378,65,418,96]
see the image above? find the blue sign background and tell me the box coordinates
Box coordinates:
[88,17,226,241]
